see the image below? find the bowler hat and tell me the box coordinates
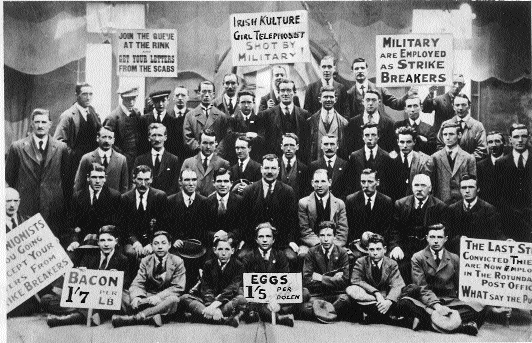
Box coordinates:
[352,231,374,254]
[149,90,171,100]
[176,239,206,259]
[431,309,461,333]
[313,299,337,323]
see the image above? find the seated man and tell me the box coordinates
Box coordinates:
[241,222,295,327]
[112,231,185,327]
[346,234,405,324]
[180,238,246,327]
[47,226,132,327]
[396,224,485,335]
[300,222,350,323]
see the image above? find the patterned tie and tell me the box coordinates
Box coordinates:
[99,253,109,270]
[465,201,472,212]
[102,155,108,169]
[360,85,365,98]
[155,257,164,280]
[218,198,226,215]
[202,157,208,171]
[138,193,145,211]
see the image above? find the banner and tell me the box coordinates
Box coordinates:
[459,237,532,310]
[60,269,124,310]
[116,29,178,77]
[6,214,73,312]
[230,10,310,66]
[375,34,453,87]
[243,273,303,304]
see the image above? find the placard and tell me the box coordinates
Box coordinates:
[6,214,73,312]
[376,34,453,87]
[243,273,303,304]
[459,237,532,310]
[230,10,310,66]
[60,269,124,310]
[117,29,177,77]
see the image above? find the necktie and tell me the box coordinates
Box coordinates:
[245,116,250,127]
[154,154,161,174]
[327,160,333,179]
[102,155,108,169]
[239,160,244,174]
[403,153,410,183]
[11,217,17,230]
[365,197,372,214]
[403,153,409,169]
[458,120,465,131]
[218,198,226,215]
[518,153,525,170]
[228,98,233,114]
[265,183,273,199]
[38,140,44,154]
[465,201,472,212]
[155,257,164,279]
[263,252,269,261]
[447,151,455,170]
[369,149,374,163]
[360,85,365,98]
[92,192,98,206]
[435,253,441,268]
[99,254,109,270]
[324,249,330,265]
[286,158,292,174]
[417,199,423,210]
[285,106,290,117]
[203,157,208,171]
[138,193,145,211]
[204,107,209,119]
[156,114,161,123]
[372,262,381,283]
[187,197,192,207]
[318,197,324,209]
[368,113,374,124]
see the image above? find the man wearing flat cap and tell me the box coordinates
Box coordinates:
[422,74,466,133]
[103,85,142,176]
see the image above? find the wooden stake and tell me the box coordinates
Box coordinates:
[271,311,276,325]
[87,308,93,327]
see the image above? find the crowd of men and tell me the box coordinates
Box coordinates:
[5,56,531,334]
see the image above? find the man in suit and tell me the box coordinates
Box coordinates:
[494,123,532,242]
[258,79,310,161]
[241,154,299,266]
[437,93,487,161]
[67,163,121,254]
[297,169,348,257]
[166,85,193,165]
[134,123,180,195]
[422,74,466,133]
[346,234,405,324]
[232,90,265,161]
[184,81,231,159]
[346,57,409,119]
[389,174,448,283]
[345,169,394,246]
[307,86,349,161]
[113,231,185,327]
[396,224,485,335]
[230,135,262,195]
[304,55,349,119]
[278,133,310,199]
[74,126,129,194]
[342,123,394,197]
[389,126,433,200]
[432,122,476,204]
[477,131,505,206]
[344,89,398,155]
[181,129,230,196]
[6,188,28,233]
[119,165,168,260]
[47,226,133,327]
[445,174,504,254]
[394,96,437,155]
[300,222,350,323]
[214,73,240,116]
[309,135,347,199]
[103,85,142,176]
[6,109,69,234]
[259,65,301,111]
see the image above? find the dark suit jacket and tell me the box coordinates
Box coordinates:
[345,191,394,244]
[181,153,230,196]
[309,156,347,199]
[303,244,350,295]
[79,250,134,289]
[166,106,192,162]
[476,157,498,206]
[214,95,241,117]
[119,187,168,246]
[393,119,437,155]
[431,147,476,204]
[230,159,262,186]
[228,112,265,162]
[346,81,406,119]
[343,114,397,155]
[242,248,289,273]
[205,192,244,243]
[74,148,129,194]
[6,213,29,233]
[70,185,121,243]
[134,150,180,195]
[351,256,405,302]
[138,112,181,157]
[103,105,142,169]
[259,90,300,112]
[166,191,208,244]
[257,105,310,162]
[54,104,101,152]
[494,150,532,211]
[307,110,349,161]
[278,158,310,199]
[422,92,455,132]
[241,180,298,248]
[183,105,231,157]
[388,151,433,200]
[303,80,349,119]
[199,257,243,306]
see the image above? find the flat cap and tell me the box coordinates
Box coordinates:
[452,74,465,83]
[117,85,139,97]
[149,90,171,100]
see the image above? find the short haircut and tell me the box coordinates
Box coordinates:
[75,82,92,95]
[87,163,106,177]
[255,222,277,238]
[98,225,118,238]
[152,230,172,243]
[223,73,239,84]
[235,134,251,146]
[486,130,505,144]
[238,90,255,100]
[276,78,296,92]
[180,167,197,179]
[460,173,477,183]
[367,234,385,246]
[441,122,462,135]
[509,123,529,136]
[318,221,337,236]
[321,55,336,65]
[365,89,381,100]
[262,154,279,167]
[31,108,51,121]
[320,85,337,95]
[199,80,216,93]
[426,223,447,236]
[174,85,189,95]
[149,122,167,135]
[360,168,378,179]
[351,57,368,69]
[201,128,216,141]
[321,134,338,144]
[361,122,379,134]
[213,167,231,181]
[213,237,234,248]
[98,125,114,136]
[282,132,299,144]
[453,93,471,105]
[133,165,152,178]
[396,126,418,140]
[406,96,422,105]
[272,65,287,75]
[313,169,329,180]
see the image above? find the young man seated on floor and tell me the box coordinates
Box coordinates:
[47,225,133,327]
[112,230,185,327]
[180,237,246,327]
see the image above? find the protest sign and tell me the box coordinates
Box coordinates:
[6,214,73,312]
[60,269,124,310]
[230,10,310,66]
[459,237,532,310]
[243,273,303,304]
[117,29,177,77]
[375,34,453,87]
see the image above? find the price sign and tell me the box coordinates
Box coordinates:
[60,268,124,310]
[243,273,303,304]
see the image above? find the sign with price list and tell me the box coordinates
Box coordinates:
[60,268,124,310]
[243,273,303,303]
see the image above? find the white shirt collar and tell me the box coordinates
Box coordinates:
[201,104,213,112]
[238,157,250,169]
[356,80,369,92]
[89,187,101,201]
[315,192,330,208]
[260,248,271,260]
[321,245,333,258]
[224,94,237,105]
[98,148,112,158]
[401,151,413,163]
[182,191,196,206]
[153,109,166,119]
[490,154,501,165]
[464,197,478,209]
[136,189,148,208]
[430,248,442,261]
[174,105,187,117]
[262,179,276,195]
[282,155,295,166]
[445,145,459,158]
[415,197,428,208]
[120,103,132,116]
[152,148,165,156]
[409,118,421,126]
[456,114,471,123]
[512,149,529,167]
[363,192,377,209]
[372,258,383,269]
[324,154,337,166]
[218,258,230,271]
[216,192,230,204]
[364,145,378,159]
[320,108,334,121]
[281,103,294,114]
[200,152,213,164]
[99,250,115,269]
[321,78,333,87]
[33,134,49,149]
[76,103,89,119]
[363,111,380,124]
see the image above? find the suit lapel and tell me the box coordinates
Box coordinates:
[195,108,207,127]
[206,155,217,175]
[329,195,338,221]
[158,152,168,177]
[452,150,466,175]
[23,137,40,167]
[439,150,453,174]
[42,137,58,169]
[196,154,205,176]
[308,194,317,225]
[205,110,217,130]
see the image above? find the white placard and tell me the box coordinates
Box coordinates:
[243,273,303,304]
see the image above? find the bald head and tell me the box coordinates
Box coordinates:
[6,188,20,217]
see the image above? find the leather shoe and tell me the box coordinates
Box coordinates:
[277,314,294,327]
[47,313,85,328]
[245,310,259,323]
[459,321,478,336]
[112,315,136,328]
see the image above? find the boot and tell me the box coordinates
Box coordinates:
[47,312,85,328]
[244,310,259,323]
[458,321,478,336]
[112,314,137,328]
[277,314,294,327]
